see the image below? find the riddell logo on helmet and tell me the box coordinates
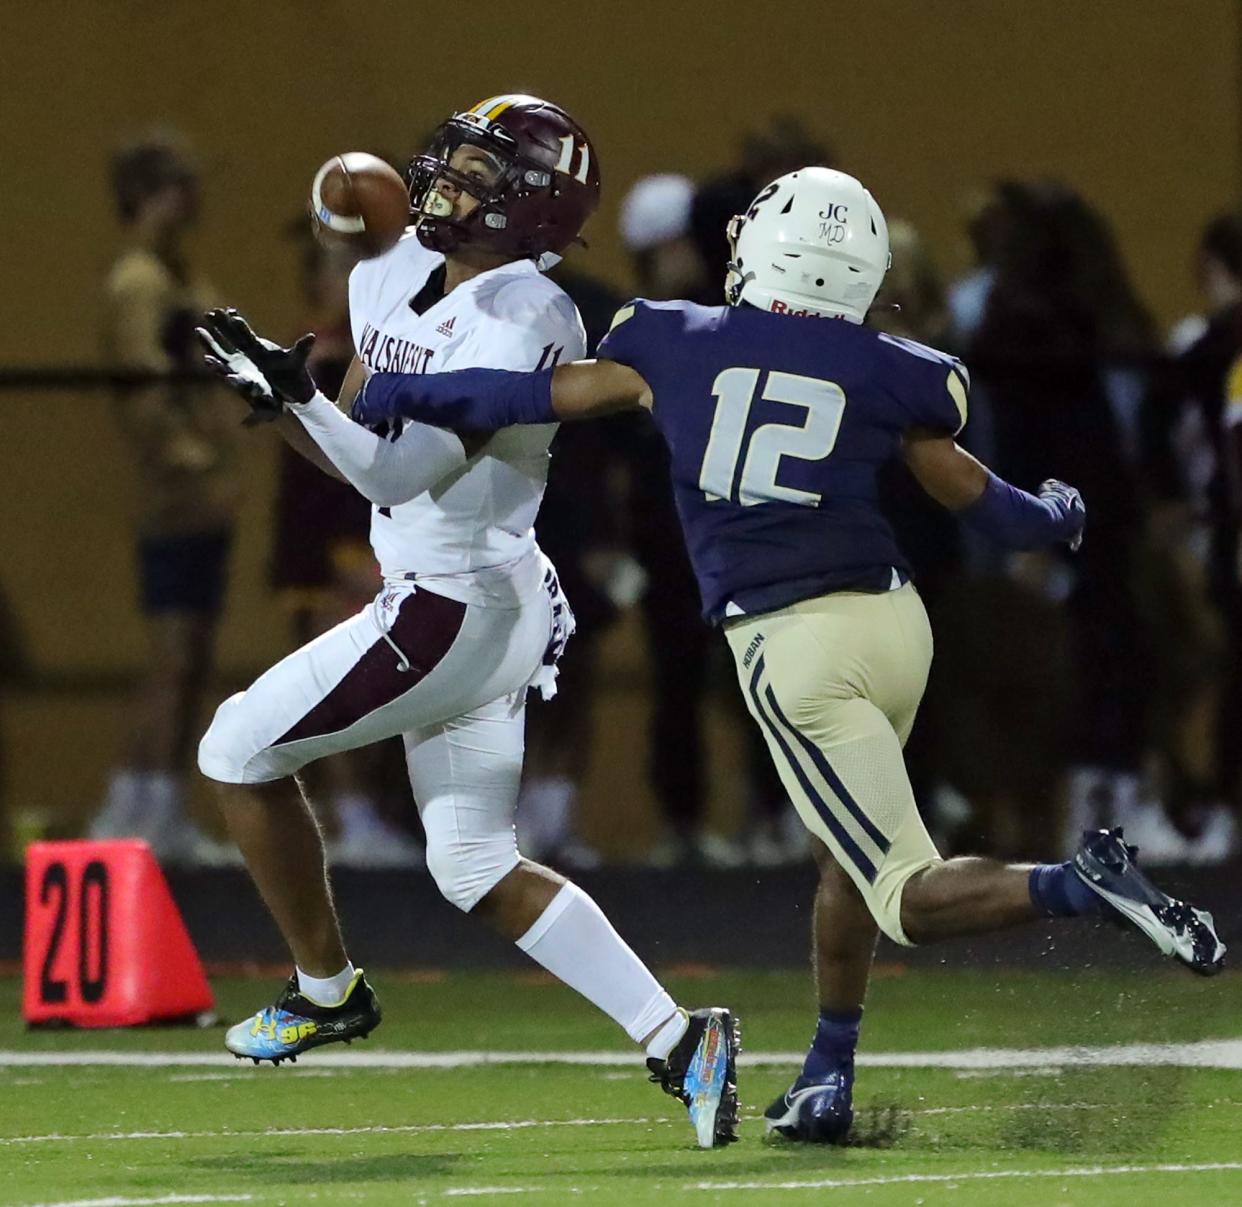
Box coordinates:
[770,299,827,318]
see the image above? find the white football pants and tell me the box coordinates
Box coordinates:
[199,575,570,910]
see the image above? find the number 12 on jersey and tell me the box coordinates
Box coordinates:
[699,367,846,507]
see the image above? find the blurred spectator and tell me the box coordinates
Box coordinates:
[1143,212,1242,860]
[971,180,1174,855]
[621,175,710,301]
[871,219,952,347]
[690,116,835,295]
[946,186,1009,347]
[878,218,1075,857]
[0,582,31,860]
[943,185,1016,557]
[1168,215,1242,354]
[519,263,633,866]
[619,175,798,866]
[870,221,972,847]
[617,175,732,864]
[90,130,238,861]
[271,230,422,867]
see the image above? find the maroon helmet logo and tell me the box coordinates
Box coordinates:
[409,94,601,260]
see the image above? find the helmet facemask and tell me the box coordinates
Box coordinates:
[408,118,555,256]
[724,213,753,306]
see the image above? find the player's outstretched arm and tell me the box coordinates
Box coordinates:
[199,308,468,505]
[902,428,1085,550]
[352,359,651,432]
[198,307,351,482]
[267,356,369,483]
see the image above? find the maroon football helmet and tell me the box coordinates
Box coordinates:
[408,94,600,260]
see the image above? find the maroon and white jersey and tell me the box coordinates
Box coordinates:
[348,230,586,607]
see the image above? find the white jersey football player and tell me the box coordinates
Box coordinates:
[196,95,738,1147]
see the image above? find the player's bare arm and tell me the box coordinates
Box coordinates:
[109,269,221,475]
[902,426,1085,550]
[351,357,652,432]
[549,359,652,418]
[900,428,990,509]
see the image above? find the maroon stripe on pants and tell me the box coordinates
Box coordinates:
[274,589,467,747]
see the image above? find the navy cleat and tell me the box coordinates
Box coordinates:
[647,1007,741,1148]
[225,969,382,1065]
[1073,828,1226,976]
[764,1067,853,1144]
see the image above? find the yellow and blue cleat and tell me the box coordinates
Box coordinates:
[225,969,382,1065]
[647,1007,741,1148]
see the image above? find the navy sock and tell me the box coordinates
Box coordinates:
[1029,863,1103,918]
[801,1007,861,1080]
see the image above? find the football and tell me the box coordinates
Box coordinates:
[309,152,410,259]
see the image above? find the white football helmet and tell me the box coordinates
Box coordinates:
[725,167,890,323]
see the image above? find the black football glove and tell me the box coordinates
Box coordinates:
[196,307,317,426]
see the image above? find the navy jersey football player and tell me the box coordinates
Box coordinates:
[253,167,1224,1145]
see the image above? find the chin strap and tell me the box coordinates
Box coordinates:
[724,261,754,306]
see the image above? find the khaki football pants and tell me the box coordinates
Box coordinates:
[725,582,942,945]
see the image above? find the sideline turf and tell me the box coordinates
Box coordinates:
[2,969,1241,1205]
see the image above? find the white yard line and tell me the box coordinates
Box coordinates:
[441,1190,538,1198]
[20,1196,253,1207]
[858,1040,1242,1069]
[693,1162,1242,1192]
[918,1101,1098,1116]
[5,1099,1242,1150]
[0,1117,657,1148]
[954,1066,1065,1079]
[4,1038,1242,1070]
[0,1049,662,1069]
[165,1070,342,1082]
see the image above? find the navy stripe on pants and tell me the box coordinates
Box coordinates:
[746,653,879,884]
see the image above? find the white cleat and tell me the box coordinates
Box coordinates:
[1073,828,1226,975]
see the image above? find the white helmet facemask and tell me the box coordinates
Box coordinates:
[725,167,891,324]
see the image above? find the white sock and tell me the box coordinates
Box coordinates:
[296,962,357,1006]
[645,1009,690,1062]
[516,883,679,1048]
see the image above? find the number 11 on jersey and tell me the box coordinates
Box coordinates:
[699,367,847,507]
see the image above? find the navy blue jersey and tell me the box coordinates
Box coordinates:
[596,300,969,623]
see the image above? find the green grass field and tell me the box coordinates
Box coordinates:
[3,967,1241,1205]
